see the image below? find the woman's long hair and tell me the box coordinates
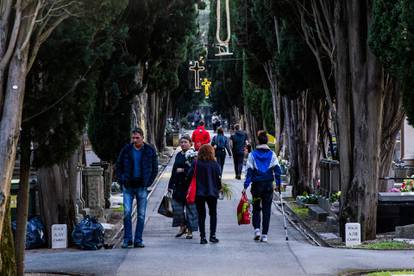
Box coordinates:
[197,144,216,161]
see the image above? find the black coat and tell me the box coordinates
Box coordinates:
[168,151,191,202]
[188,160,222,198]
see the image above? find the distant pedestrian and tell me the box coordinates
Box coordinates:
[243,130,281,242]
[211,127,232,174]
[188,144,222,244]
[191,120,211,151]
[116,128,158,248]
[168,135,198,239]
[211,113,221,132]
[194,110,202,128]
[230,124,248,179]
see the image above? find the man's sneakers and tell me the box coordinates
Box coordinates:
[121,241,145,248]
[254,229,268,242]
[254,229,261,241]
[121,241,132,248]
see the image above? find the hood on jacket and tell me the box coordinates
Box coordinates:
[252,145,273,173]
[196,125,206,132]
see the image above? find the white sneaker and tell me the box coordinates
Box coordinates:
[260,235,268,242]
[254,229,261,240]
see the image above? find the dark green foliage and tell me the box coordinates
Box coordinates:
[261,90,275,134]
[23,1,127,167]
[88,34,136,163]
[88,0,199,154]
[370,0,414,125]
[278,26,323,99]
[207,0,244,119]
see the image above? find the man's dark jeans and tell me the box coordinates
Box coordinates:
[232,152,244,177]
[251,181,274,235]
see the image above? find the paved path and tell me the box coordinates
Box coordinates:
[25,134,414,275]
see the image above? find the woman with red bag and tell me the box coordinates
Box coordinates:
[242,131,282,243]
[187,144,222,244]
[168,135,198,239]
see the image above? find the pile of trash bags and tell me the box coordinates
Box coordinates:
[12,216,46,249]
[72,216,104,250]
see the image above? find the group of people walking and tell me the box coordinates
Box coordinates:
[116,121,282,248]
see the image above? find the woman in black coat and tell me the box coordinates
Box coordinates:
[168,135,198,239]
[188,144,222,244]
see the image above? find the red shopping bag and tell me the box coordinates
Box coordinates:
[186,161,197,204]
[237,193,251,225]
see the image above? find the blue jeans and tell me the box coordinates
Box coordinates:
[123,186,149,244]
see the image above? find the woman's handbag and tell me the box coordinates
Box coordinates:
[158,192,173,217]
[186,161,197,204]
[237,193,251,225]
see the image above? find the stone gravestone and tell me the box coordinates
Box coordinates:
[83,167,105,220]
[345,223,361,247]
[51,224,67,249]
[402,119,414,166]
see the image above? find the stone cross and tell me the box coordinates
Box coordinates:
[201,78,211,98]
[189,61,205,92]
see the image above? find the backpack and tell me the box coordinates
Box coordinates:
[214,135,226,150]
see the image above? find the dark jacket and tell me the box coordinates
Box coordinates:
[188,160,222,198]
[244,144,281,189]
[168,151,191,202]
[116,142,158,187]
[230,130,248,154]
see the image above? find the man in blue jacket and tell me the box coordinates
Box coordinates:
[243,130,281,242]
[116,128,158,248]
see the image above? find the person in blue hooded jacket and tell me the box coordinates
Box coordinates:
[242,130,281,242]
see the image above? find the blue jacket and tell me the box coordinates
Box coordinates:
[116,143,158,187]
[244,144,281,189]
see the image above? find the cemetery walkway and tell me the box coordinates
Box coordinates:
[25,136,414,275]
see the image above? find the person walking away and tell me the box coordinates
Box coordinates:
[168,135,198,239]
[188,144,222,244]
[242,130,281,242]
[191,120,210,151]
[230,124,248,179]
[211,127,232,174]
[116,128,158,248]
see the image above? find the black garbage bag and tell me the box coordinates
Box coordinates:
[72,216,104,250]
[12,216,46,249]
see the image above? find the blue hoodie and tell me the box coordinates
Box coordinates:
[244,144,281,189]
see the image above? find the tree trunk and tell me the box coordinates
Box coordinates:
[0,197,16,276]
[154,91,169,151]
[38,152,78,246]
[0,41,30,249]
[243,105,259,147]
[285,92,319,196]
[378,79,404,191]
[284,97,298,195]
[15,129,31,276]
[263,61,282,154]
[336,0,397,240]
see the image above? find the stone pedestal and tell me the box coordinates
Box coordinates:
[83,167,105,220]
[402,119,414,166]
